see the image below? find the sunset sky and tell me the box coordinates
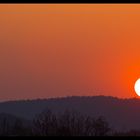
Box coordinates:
[0,4,140,101]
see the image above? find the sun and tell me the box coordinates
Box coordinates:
[134,78,140,96]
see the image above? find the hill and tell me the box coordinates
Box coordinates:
[0,95,139,131]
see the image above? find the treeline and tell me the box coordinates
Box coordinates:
[0,110,140,136]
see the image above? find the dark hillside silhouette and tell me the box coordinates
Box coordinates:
[0,96,140,131]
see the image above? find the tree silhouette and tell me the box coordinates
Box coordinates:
[0,117,11,136]
[12,118,32,136]
[33,109,58,136]
[93,116,111,136]
[57,110,85,136]
[33,109,111,136]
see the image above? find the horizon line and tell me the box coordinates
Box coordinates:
[0,94,139,104]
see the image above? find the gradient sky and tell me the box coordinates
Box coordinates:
[0,4,140,101]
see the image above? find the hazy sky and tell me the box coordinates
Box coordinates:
[0,4,140,101]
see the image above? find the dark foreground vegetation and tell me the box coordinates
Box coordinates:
[0,109,140,136]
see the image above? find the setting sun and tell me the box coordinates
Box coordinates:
[134,78,140,96]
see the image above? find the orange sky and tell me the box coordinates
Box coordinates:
[0,4,140,100]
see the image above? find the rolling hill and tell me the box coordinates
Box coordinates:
[0,96,140,131]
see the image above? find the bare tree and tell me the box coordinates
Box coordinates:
[0,118,10,136]
[93,116,111,136]
[33,109,58,136]
[57,110,85,136]
[33,109,111,136]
